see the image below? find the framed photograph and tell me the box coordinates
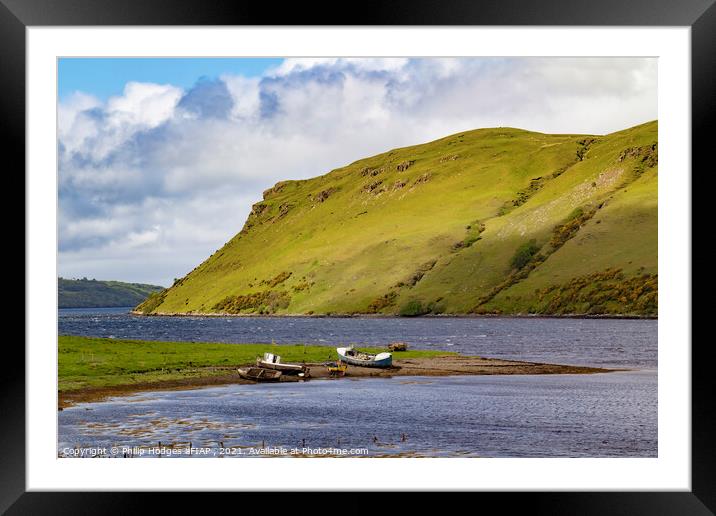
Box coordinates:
[8,0,711,510]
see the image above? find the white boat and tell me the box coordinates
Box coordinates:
[336,346,392,368]
[256,352,309,375]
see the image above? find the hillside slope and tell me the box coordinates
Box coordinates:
[60,278,165,308]
[138,121,657,317]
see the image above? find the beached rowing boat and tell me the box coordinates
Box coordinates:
[336,346,392,368]
[256,352,310,375]
[237,367,283,382]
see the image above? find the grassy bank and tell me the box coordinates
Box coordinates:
[58,335,454,392]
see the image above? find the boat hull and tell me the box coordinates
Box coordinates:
[256,359,309,375]
[237,367,283,382]
[336,349,393,368]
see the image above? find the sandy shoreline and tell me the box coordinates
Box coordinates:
[58,355,612,409]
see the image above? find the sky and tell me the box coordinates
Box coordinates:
[58,57,657,287]
[59,58,283,101]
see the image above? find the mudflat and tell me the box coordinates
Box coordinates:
[331,355,609,378]
[58,353,610,409]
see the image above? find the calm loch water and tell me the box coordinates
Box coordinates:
[58,308,657,457]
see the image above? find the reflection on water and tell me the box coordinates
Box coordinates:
[59,371,656,458]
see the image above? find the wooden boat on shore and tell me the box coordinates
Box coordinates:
[336,346,392,368]
[237,367,283,382]
[256,353,310,376]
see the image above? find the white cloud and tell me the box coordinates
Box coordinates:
[58,57,657,285]
[106,81,183,129]
[270,57,409,76]
[222,75,261,119]
[58,92,102,155]
[63,82,183,162]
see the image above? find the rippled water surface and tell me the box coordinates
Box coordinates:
[60,308,656,368]
[59,308,657,457]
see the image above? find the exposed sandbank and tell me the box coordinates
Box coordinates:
[59,355,612,409]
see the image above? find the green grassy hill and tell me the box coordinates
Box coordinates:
[59,278,165,308]
[138,121,657,317]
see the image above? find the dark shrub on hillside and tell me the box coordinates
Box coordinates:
[531,268,657,316]
[510,240,540,270]
[550,207,597,249]
[213,290,290,314]
[367,291,398,313]
[259,271,292,288]
[399,300,429,317]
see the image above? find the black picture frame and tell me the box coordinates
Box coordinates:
[7,0,711,511]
